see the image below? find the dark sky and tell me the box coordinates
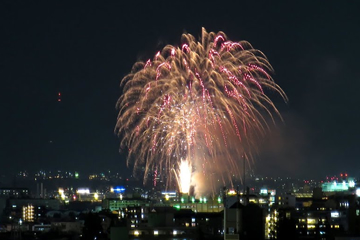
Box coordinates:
[1,1,359,179]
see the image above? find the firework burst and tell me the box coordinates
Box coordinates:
[116,28,286,195]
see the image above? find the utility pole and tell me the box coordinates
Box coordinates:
[223,186,227,240]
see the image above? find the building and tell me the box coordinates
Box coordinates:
[0,188,29,198]
[4,198,60,223]
[267,189,360,239]
[322,178,355,193]
[224,201,265,240]
[8,198,60,210]
[51,221,83,234]
[22,204,34,222]
[102,197,151,212]
[163,193,225,213]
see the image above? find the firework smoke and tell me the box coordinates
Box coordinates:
[116,28,286,195]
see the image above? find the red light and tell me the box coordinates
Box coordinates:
[58,99,61,102]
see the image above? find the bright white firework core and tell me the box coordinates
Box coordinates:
[179,159,192,194]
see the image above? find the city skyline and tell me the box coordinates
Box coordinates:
[1,1,360,179]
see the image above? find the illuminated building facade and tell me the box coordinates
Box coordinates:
[171,201,224,213]
[116,206,223,238]
[9,198,60,211]
[0,188,29,198]
[103,195,225,214]
[266,191,360,239]
[22,204,34,222]
[322,178,355,193]
[5,198,60,224]
[118,206,149,228]
[102,198,151,212]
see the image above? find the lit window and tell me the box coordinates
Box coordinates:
[307,225,316,229]
[331,211,339,218]
[307,218,316,224]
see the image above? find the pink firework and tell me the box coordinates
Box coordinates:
[116,28,286,194]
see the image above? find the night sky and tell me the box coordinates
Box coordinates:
[1,1,360,179]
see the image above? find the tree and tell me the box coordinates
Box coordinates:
[82,212,103,240]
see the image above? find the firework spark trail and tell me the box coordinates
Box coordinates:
[174,159,192,194]
[116,28,286,195]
